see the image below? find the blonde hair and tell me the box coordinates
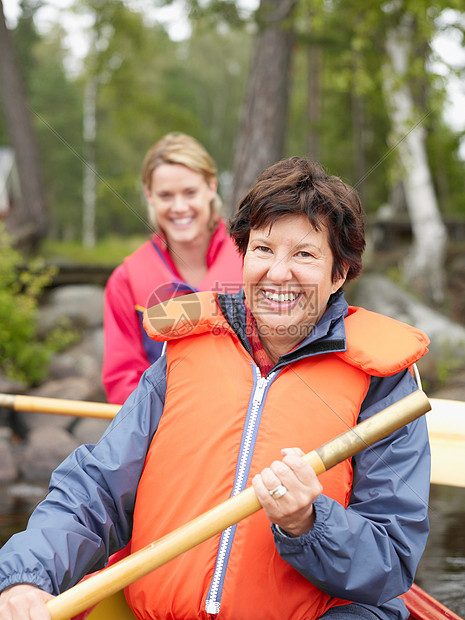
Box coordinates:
[142,133,222,229]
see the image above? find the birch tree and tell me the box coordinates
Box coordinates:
[384,9,447,304]
[82,75,97,248]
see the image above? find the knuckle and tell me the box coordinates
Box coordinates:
[271,461,287,475]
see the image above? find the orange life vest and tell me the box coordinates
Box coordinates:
[125,293,428,620]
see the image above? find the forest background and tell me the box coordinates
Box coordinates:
[1,0,464,239]
[1,0,465,385]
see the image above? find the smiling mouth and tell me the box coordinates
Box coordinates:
[262,290,300,303]
[171,216,194,226]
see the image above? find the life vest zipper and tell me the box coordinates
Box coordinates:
[205,365,275,614]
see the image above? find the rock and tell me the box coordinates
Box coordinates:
[71,418,110,444]
[0,373,27,426]
[353,274,465,388]
[49,329,105,400]
[0,427,17,483]
[0,373,27,395]
[37,284,105,332]
[18,426,80,483]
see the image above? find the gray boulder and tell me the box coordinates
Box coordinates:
[18,426,80,482]
[49,328,105,399]
[72,417,110,444]
[0,428,17,483]
[38,284,104,332]
[353,274,465,386]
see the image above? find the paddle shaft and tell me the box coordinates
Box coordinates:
[0,393,120,419]
[46,389,431,620]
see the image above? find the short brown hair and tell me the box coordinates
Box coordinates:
[229,157,365,282]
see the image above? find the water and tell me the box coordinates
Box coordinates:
[415,484,465,618]
[0,483,464,617]
[0,483,47,544]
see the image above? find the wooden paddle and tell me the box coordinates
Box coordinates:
[45,389,431,620]
[0,393,120,419]
[426,398,465,488]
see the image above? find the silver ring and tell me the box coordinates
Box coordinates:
[269,484,287,500]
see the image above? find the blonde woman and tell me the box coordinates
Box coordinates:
[102,133,243,404]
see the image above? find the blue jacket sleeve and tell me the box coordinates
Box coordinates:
[272,369,431,607]
[0,358,167,595]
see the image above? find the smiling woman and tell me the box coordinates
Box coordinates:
[0,156,432,620]
[231,158,365,365]
[243,215,346,362]
[102,132,243,405]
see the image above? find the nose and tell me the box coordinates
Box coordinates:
[171,194,188,213]
[267,254,292,283]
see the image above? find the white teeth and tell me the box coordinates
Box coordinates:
[173,217,193,225]
[264,291,298,303]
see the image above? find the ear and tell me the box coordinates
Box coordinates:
[208,177,218,195]
[331,266,349,294]
[144,185,152,202]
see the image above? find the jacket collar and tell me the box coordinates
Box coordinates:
[217,290,349,370]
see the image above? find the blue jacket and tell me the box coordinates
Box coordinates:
[0,291,430,619]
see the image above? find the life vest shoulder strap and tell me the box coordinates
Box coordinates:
[337,306,430,377]
[124,240,175,309]
[143,292,230,342]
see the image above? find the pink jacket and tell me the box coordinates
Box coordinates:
[102,221,243,404]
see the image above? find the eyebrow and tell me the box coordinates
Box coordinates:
[251,236,321,251]
[292,241,321,252]
[250,236,271,245]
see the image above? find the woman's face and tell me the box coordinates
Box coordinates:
[243,214,347,352]
[145,163,217,246]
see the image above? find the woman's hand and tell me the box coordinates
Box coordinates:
[0,584,54,620]
[253,447,323,537]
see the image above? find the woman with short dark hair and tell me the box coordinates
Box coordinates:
[0,157,430,620]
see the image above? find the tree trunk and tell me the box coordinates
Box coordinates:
[307,43,321,162]
[384,13,447,304]
[351,50,366,204]
[82,76,97,248]
[0,0,47,250]
[230,0,296,212]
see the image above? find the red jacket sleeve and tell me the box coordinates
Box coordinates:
[102,265,150,404]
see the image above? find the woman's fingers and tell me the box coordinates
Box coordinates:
[0,584,53,620]
[252,448,323,537]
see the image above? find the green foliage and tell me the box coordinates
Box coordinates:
[427,117,465,215]
[84,1,251,236]
[289,0,465,216]
[0,225,78,386]
[2,0,465,246]
[30,28,84,240]
[436,343,465,386]
[288,2,391,211]
[41,234,147,265]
